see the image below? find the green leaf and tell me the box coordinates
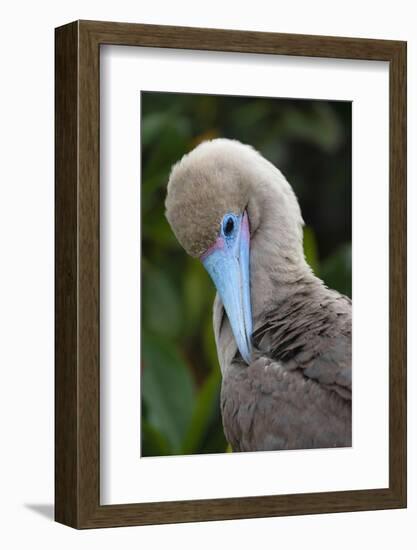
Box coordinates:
[142,112,169,147]
[183,258,214,335]
[203,310,220,372]
[142,332,196,452]
[142,116,191,182]
[281,103,342,152]
[142,208,179,249]
[231,101,269,131]
[321,243,352,297]
[142,263,182,338]
[141,171,171,213]
[303,225,320,275]
[181,368,222,454]
[141,420,172,457]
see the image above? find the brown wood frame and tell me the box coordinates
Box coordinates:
[55,19,407,529]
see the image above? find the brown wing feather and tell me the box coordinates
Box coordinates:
[252,284,352,400]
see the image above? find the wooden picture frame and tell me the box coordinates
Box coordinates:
[55,20,407,529]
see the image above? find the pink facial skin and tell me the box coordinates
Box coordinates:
[200,235,225,262]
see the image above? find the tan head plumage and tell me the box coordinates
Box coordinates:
[165,138,304,260]
[165,139,253,257]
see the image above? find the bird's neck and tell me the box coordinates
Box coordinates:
[249,206,320,330]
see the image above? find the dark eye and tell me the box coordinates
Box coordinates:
[224,217,234,236]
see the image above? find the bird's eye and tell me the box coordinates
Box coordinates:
[224,216,235,236]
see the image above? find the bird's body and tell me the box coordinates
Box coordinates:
[215,279,351,451]
[166,138,351,452]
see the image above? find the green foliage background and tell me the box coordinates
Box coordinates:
[141,92,352,457]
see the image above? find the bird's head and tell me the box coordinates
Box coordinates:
[165,138,304,365]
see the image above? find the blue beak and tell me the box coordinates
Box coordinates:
[201,211,253,364]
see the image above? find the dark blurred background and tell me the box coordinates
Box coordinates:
[141,91,352,457]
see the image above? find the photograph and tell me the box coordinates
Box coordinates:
[141,91,352,457]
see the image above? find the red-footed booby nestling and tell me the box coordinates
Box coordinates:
[165,138,351,452]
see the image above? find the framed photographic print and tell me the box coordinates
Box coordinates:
[55,20,406,528]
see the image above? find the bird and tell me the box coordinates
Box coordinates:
[165,138,351,452]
